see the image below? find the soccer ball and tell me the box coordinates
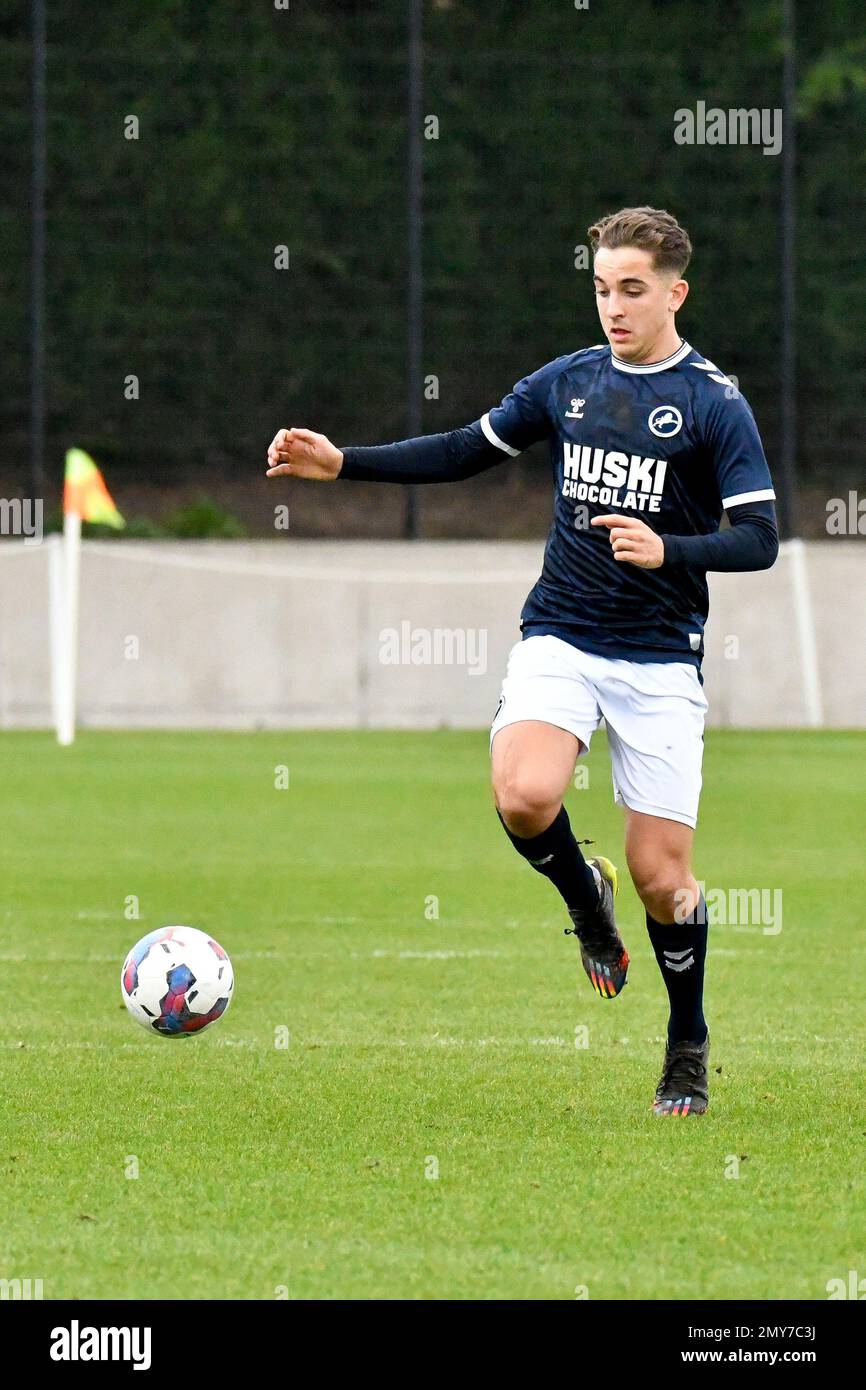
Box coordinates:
[121,925,234,1037]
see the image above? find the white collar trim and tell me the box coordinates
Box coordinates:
[610,339,692,374]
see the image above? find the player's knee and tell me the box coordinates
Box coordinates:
[630,860,691,920]
[494,770,561,838]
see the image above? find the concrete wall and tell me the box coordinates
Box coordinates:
[0,538,862,729]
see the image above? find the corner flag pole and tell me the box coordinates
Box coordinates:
[55,510,81,746]
[51,449,125,745]
[48,531,64,735]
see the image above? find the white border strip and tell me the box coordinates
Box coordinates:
[78,543,537,585]
[785,538,824,727]
[722,488,776,509]
[1,538,537,584]
[480,412,520,456]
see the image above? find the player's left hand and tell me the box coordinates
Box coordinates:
[591,514,665,569]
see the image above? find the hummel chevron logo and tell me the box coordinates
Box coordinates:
[663,947,694,973]
[691,358,736,388]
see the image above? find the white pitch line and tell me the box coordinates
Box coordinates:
[370,948,504,960]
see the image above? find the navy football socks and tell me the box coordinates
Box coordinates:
[497,805,600,911]
[645,896,708,1044]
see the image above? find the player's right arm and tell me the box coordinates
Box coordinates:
[266,361,558,484]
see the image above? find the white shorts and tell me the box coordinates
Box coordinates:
[489,635,708,828]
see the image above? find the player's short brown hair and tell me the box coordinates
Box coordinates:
[588,206,692,277]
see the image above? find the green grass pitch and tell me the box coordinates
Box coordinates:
[1,728,863,1301]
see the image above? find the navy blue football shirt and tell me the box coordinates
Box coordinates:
[338,338,777,668]
[476,339,776,666]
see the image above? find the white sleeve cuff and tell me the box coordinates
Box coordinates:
[722,488,776,509]
[480,413,521,457]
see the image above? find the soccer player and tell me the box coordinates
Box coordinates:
[266,206,778,1116]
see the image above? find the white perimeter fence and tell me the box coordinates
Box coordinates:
[0,538,862,730]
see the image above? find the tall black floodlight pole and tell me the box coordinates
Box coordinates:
[30,0,47,498]
[780,0,797,538]
[405,0,423,539]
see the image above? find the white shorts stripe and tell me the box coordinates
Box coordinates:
[722,488,776,509]
[480,412,520,456]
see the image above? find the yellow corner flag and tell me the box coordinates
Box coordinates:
[64,448,125,528]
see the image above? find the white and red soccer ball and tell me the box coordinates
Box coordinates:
[121,925,234,1036]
